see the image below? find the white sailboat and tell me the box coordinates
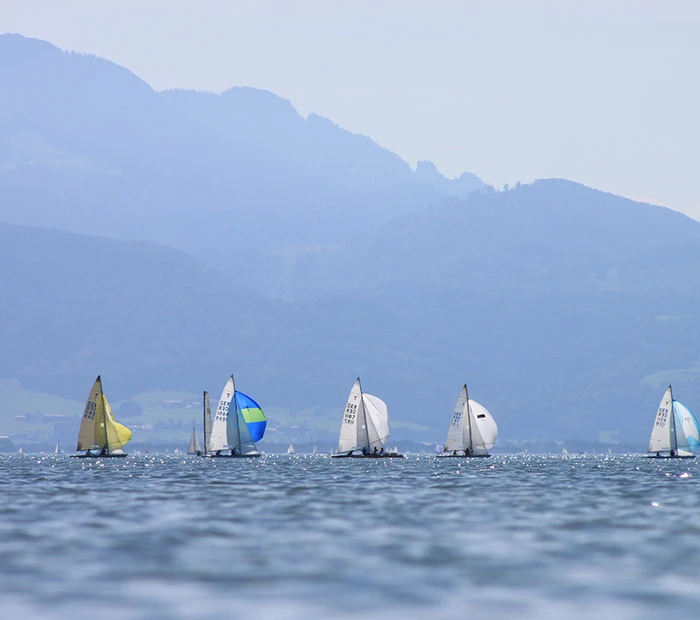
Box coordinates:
[187,427,201,455]
[312,445,318,455]
[332,378,404,458]
[54,442,61,455]
[441,384,497,457]
[647,385,696,459]
[73,376,132,458]
[206,375,261,458]
[287,443,295,454]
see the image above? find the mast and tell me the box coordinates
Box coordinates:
[669,384,678,454]
[102,392,110,455]
[357,376,370,451]
[202,390,207,456]
[465,382,473,452]
[235,386,241,454]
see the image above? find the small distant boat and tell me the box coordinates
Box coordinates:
[441,384,497,457]
[312,445,318,455]
[54,442,61,455]
[287,443,295,455]
[18,447,24,454]
[562,447,569,455]
[204,376,262,458]
[72,376,132,458]
[187,427,202,455]
[647,385,697,458]
[332,378,404,458]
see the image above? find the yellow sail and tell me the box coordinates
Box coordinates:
[77,376,103,451]
[104,395,132,452]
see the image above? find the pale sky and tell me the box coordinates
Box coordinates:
[2,0,699,218]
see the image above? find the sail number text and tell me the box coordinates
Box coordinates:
[655,406,669,428]
[343,402,357,424]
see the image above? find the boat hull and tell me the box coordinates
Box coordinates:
[204,453,262,458]
[331,453,405,459]
[645,453,696,459]
[438,454,492,458]
[70,453,127,458]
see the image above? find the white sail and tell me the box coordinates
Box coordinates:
[470,399,498,449]
[673,407,692,456]
[187,428,201,454]
[467,403,489,455]
[312,446,318,455]
[444,386,468,452]
[55,442,61,455]
[337,378,367,452]
[287,443,295,454]
[203,391,212,454]
[648,386,674,453]
[363,393,391,450]
[229,397,258,455]
[209,376,234,452]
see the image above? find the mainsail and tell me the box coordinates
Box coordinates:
[648,386,674,453]
[187,427,201,454]
[76,376,132,454]
[209,376,234,452]
[202,391,212,455]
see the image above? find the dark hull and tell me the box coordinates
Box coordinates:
[71,453,127,458]
[438,454,492,458]
[204,453,262,458]
[332,453,405,459]
[645,454,696,459]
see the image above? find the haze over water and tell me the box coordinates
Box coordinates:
[1,453,699,619]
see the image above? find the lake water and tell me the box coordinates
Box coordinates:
[1,453,699,619]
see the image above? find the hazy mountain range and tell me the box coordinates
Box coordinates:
[1,34,699,449]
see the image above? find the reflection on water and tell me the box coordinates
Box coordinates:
[1,454,699,619]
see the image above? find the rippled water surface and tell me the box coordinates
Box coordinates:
[2,453,700,619]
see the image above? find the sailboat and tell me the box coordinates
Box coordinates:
[332,378,404,458]
[312,445,318,455]
[187,427,201,455]
[205,376,261,458]
[54,442,61,455]
[287,443,295,455]
[647,385,696,458]
[441,384,498,457]
[72,376,132,458]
